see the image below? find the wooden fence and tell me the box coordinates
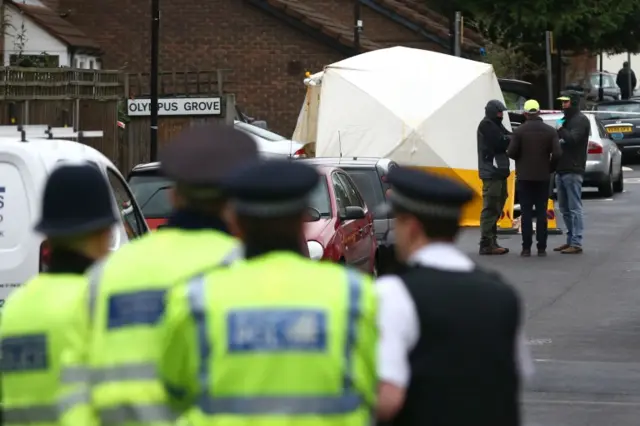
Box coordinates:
[0,67,123,165]
[0,68,237,173]
[121,70,235,172]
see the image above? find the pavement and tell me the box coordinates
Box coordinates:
[454,164,640,425]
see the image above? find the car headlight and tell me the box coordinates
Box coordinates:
[307,241,324,260]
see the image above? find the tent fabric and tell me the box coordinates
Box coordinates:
[293,46,516,229]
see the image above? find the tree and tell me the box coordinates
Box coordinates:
[430,0,640,53]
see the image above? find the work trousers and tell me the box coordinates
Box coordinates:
[480,178,508,245]
[517,179,550,250]
[556,173,584,247]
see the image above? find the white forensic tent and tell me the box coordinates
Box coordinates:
[293,47,516,227]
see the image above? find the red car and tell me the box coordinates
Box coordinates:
[127,162,171,230]
[127,162,310,257]
[305,165,378,275]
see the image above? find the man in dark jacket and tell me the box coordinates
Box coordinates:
[477,99,511,255]
[554,94,590,254]
[616,62,637,100]
[507,99,562,257]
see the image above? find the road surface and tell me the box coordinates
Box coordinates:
[456,165,640,425]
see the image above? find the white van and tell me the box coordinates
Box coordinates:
[0,128,148,305]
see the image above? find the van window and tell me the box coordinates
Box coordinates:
[0,163,29,252]
[106,168,145,240]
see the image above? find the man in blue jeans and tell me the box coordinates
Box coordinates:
[554,94,590,254]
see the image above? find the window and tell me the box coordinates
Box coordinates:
[331,173,350,215]
[342,168,384,216]
[106,168,145,240]
[89,60,95,70]
[337,172,365,208]
[308,178,331,217]
[9,54,59,67]
[234,121,287,142]
[128,173,173,219]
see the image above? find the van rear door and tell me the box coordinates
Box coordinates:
[0,150,42,296]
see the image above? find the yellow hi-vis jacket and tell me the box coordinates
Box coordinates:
[61,228,241,426]
[159,251,378,426]
[0,274,96,426]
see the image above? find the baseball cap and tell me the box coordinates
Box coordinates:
[524,99,540,113]
[557,96,571,101]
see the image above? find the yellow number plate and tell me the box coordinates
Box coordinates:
[607,126,632,133]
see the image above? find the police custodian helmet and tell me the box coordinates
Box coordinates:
[35,163,118,237]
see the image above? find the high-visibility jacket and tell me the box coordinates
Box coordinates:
[0,274,96,426]
[159,251,378,426]
[77,228,241,426]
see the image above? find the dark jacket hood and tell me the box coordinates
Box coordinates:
[485,100,507,120]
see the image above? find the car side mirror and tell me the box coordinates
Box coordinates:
[304,207,321,222]
[340,206,365,220]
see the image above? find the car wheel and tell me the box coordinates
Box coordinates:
[613,165,624,193]
[598,165,614,197]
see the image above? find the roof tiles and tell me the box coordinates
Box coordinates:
[8,1,100,50]
[262,0,383,51]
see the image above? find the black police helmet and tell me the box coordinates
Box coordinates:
[35,163,119,238]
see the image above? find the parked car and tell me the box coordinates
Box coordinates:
[539,112,623,197]
[566,72,621,102]
[234,120,304,156]
[127,160,311,257]
[127,162,171,230]
[592,100,640,157]
[300,157,397,274]
[305,165,377,274]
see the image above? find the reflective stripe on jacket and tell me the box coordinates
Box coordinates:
[71,229,241,426]
[0,274,95,426]
[159,252,378,426]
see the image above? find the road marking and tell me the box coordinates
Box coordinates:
[623,166,634,172]
[525,399,640,407]
[624,178,640,184]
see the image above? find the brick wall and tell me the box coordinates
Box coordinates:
[56,0,346,137]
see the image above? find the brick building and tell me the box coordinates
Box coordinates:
[44,0,484,136]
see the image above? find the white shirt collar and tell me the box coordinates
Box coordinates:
[407,242,475,272]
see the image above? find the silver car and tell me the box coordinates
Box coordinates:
[541,113,623,197]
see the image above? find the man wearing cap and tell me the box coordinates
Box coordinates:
[1,163,117,426]
[554,94,589,254]
[375,167,533,426]
[477,99,511,255]
[507,99,562,256]
[159,160,377,426]
[64,125,259,426]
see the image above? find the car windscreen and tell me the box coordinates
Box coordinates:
[308,178,331,217]
[594,103,640,119]
[591,74,616,89]
[128,174,172,218]
[340,168,385,218]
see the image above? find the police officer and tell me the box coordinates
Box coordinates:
[0,163,117,426]
[375,167,533,426]
[158,160,378,425]
[64,125,259,426]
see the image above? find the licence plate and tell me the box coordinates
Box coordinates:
[606,126,632,133]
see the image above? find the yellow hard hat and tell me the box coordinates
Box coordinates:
[524,99,540,113]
